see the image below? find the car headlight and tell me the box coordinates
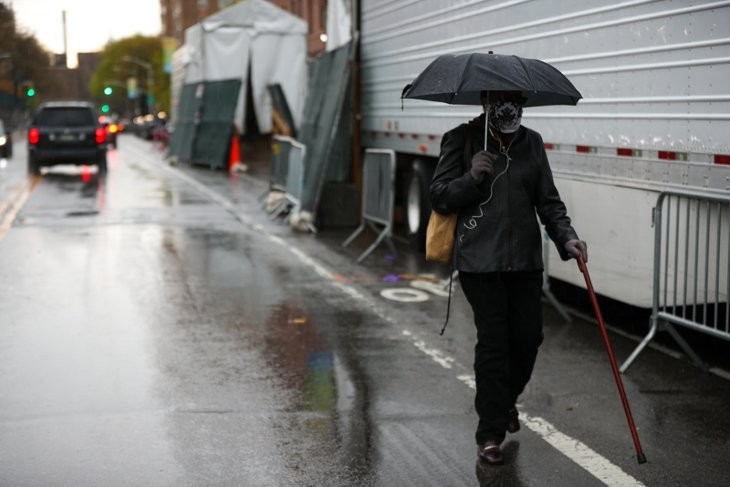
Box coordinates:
[0,135,6,146]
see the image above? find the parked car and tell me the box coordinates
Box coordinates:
[132,114,166,140]
[0,119,12,158]
[98,116,120,149]
[27,101,107,175]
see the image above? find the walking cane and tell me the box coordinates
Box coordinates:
[576,254,647,464]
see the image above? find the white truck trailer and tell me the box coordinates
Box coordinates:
[359,0,730,307]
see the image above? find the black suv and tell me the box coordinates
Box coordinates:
[27,101,107,175]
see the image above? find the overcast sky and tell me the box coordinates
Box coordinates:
[11,0,162,66]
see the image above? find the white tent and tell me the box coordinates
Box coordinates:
[179,0,307,134]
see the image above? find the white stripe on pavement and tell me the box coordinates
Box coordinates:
[131,146,645,487]
[523,414,644,486]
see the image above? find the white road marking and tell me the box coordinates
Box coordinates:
[410,278,452,297]
[134,148,646,486]
[380,287,430,302]
[522,414,645,486]
[403,328,645,486]
[0,178,38,240]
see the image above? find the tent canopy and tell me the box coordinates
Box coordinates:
[178,0,307,134]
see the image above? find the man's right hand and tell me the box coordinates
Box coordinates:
[470,150,497,183]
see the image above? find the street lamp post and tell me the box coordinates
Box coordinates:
[122,56,153,114]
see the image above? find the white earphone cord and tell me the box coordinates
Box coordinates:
[462,156,510,231]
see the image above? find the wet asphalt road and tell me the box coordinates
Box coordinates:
[1,135,729,486]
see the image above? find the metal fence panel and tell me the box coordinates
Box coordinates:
[621,190,730,372]
[285,140,306,202]
[342,149,396,263]
[191,79,241,169]
[362,150,396,225]
[271,135,292,191]
[266,136,308,227]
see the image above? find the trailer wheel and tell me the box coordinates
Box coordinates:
[405,159,434,251]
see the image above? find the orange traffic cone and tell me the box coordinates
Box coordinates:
[228,131,242,173]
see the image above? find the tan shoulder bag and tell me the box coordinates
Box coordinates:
[425,127,473,264]
[425,210,457,263]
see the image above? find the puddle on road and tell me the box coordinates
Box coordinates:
[263,303,336,413]
[261,302,373,479]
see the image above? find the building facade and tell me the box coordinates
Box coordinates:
[160,0,327,56]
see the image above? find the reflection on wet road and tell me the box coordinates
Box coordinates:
[0,145,382,485]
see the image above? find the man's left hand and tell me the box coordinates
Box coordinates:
[565,239,588,261]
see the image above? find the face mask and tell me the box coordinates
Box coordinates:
[487,101,523,133]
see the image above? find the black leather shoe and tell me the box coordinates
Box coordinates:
[507,408,520,433]
[478,441,504,465]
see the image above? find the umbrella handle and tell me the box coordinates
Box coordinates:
[576,255,647,464]
[483,98,489,150]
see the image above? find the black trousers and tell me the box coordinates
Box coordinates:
[459,271,544,445]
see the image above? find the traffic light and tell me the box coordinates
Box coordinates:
[26,87,35,97]
[101,104,110,113]
[104,86,113,95]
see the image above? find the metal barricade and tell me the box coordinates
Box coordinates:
[621,190,730,372]
[284,140,305,204]
[271,135,292,192]
[268,137,309,231]
[260,135,293,204]
[342,149,397,263]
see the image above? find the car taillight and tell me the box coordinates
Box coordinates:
[95,127,106,144]
[28,127,40,145]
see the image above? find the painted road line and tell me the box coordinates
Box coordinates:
[404,329,645,487]
[0,180,30,217]
[0,177,38,240]
[131,144,646,486]
[522,414,644,486]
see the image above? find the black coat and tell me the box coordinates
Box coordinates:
[429,113,578,273]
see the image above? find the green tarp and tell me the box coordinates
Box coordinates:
[168,84,200,161]
[169,79,242,169]
[299,41,355,212]
[192,79,242,169]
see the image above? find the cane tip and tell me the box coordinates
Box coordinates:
[637,452,647,464]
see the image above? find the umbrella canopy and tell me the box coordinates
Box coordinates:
[401,52,582,107]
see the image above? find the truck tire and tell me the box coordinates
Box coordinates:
[405,158,435,250]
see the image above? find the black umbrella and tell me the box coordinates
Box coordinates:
[401,52,582,149]
[401,52,582,107]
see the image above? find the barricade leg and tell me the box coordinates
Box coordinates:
[356,225,392,263]
[664,322,706,370]
[342,223,366,248]
[366,220,396,255]
[620,318,658,373]
[620,317,707,373]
